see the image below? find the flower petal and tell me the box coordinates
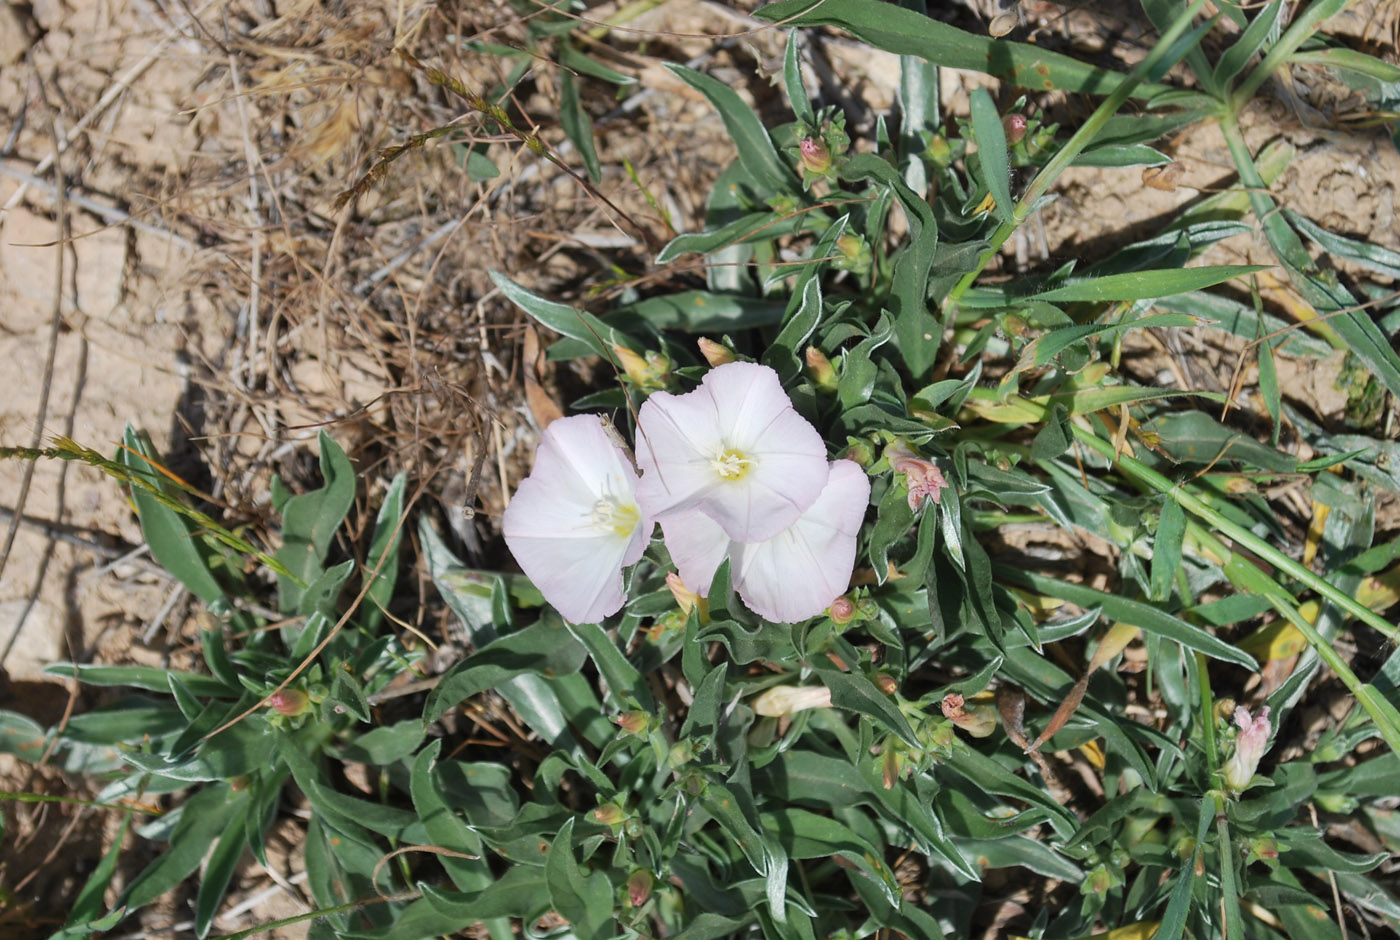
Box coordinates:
[659,509,731,597]
[502,415,652,622]
[636,362,827,542]
[730,460,870,622]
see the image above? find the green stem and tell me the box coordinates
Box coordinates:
[944,0,1215,314]
[1071,424,1398,643]
[1215,797,1245,940]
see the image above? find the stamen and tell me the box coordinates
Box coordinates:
[710,447,753,481]
[591,499,640,537]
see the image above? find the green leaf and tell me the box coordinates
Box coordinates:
[545,818,615,940]
[422,618,588,725]
[1071,144,1171,168]
[997,568,1258,669]
[195,799,251,938]
[756,0,1169,98]
[274,431,356,614]
[44,663,236,698]
[120,785,244,912]
[666,64,796,194]
[1020,313,1197,368]
[764,219,845,381]
[409,742,495,893]
[810,660,919,748]
[1031,265,1266,303]
[1285,208,1400,280]
[1143,410,1297,472]
[657,214,809,264]
[969,88,1012,224]
[1213,0,1285,88]
[614,290,786,332]
[118,426,226,604]
[783,30,814,127]
[491,270,636,360]
[0,710,49,762]
[362,473,406,632]
[1150,497,1186,602]
[559,71,601,182]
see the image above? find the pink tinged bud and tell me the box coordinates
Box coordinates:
[614,710,650,735]
[804,346,838,390]
[828,595,857,625]
[941,693,997,738]
[626,870,654,908]
[696,337,735,367]
[593,803,625,826]
[874,673,899,695]
[752,684,832,717]
[1002,113,1027,145]
[665,571,700,616]
[1222,706,1271,792]
[268,689,310,717]
[798,137,832,177]
[888,442,948,511]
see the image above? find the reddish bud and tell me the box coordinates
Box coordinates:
[614,710,650,735]
[829,595,857,625]
[593,804,625,826]
[1002,113,1027,145]
[798,137,832,177]
[626,869,654,907]
[268,689,310,717]
[874,673,899,695]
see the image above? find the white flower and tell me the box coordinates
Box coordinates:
[752,684,832,717]
[502,415,653,623]
[1222,705,1272,793]
[635,362,828,542]
[661,460,870,623]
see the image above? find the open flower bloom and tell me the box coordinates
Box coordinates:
[502,415,653,624]
[636,362,828,542]
[1222,705,1272,793]
[661,460,870,623]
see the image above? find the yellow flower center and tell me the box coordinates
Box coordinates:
[710,447,753,481]
[591,499,640,538]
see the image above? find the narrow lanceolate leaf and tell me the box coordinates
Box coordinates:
[969,87,1012,224]
[997,568,1258,670]
[1030,265,1266,303]
[756,0,1172,98]
[666,64,797,194]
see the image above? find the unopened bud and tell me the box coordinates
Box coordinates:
[615,710,650,735]
[667,739,695,768]
[880,747,903,789]
[834,233,871,276]
[626,869,654,907]
[874,673,899,695]
[941,693,997,738]
[697,337,736,367]
[804,346,838,390]
[268,689,310,717]
[752,684,832,717]
[1246,837,1279,867]
[666,571,702,616]
[844,437,876,467]
[799,137,832,178]
[1222,706,1272,793]
[925,134,953,167]
[593,803,625,826]
[614,344,670,392]
[1002,113,1027,145]
[828,595,857,625]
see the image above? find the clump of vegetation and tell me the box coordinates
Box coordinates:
[4,1,1400,938]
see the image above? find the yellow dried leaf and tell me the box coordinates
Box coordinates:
[1356,564,1400,611]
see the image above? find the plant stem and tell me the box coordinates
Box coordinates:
[1230,0,1355,110]
[944,0,1215,315]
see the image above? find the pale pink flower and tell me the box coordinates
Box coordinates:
[636,362,828,542]
[502,415,653,623]
[887,441,947,511]
[1222,705,1272,792]
[752,684,832,717]
[941,693,997,738]
[660,460,870,623]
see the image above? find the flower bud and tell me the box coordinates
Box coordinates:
[843,437,876,467]
[925,134,953,167]
[593,803,625,826]
[696,337,736,368]
[752,684,832,717]
[941,693,997,738]
[834,233,871,276]
[1002,113,1027,145]
[268,689,310,717]
[829,595,857,625]
[886,440,948,511]
[614,344,670,392]
[1222,705,1271,793]
[626,869,654,908]
[614,710,650,735]
[667,739,695,768]
[666,571,702,617]
[798,137,832,178]
[1246,836,1279,867]
[880,747,903,789]
[804,346,838,391]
